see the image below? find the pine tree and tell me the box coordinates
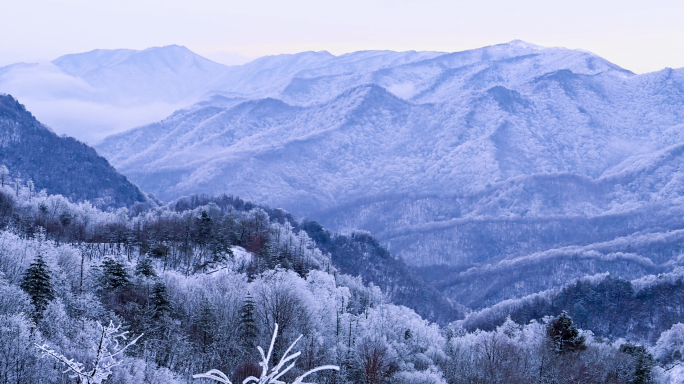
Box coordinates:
[100,257,130,290]
[259,241,276,269]
[620,343,655,384]
[135,256,157,278]
[197,211,212,246]
[546,311,586,353]
[195,296,217,352]
[20,253,55,320]
[26,179,34,201]
[151,282,172,318]
[238,292,259,353]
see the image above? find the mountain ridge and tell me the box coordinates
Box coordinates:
[0,94,147,207]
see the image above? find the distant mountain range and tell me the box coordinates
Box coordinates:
[0,45,443,143]
[0,45,230,142]
[92,41,684,309]
[7,41,684,311]
[0,94,147,207]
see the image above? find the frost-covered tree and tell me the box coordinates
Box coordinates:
[0,313,45,382]
[357,337,397,384]
[36,321,142,384]
[655,323,684,364]
[20,252,54,320]
[194,323,339,384]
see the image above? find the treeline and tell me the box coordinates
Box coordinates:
[460,270,684,344]
[0,178,459,324]
[1,228,675,383]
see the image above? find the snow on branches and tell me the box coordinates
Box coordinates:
[194,323,339,384]
[35,320,142,384]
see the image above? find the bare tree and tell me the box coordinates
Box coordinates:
[357,338,396,384]
[35,321,142,384]
[194,323,339,384]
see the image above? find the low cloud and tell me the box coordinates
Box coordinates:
[0,63,185,144]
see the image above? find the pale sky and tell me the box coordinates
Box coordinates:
[1,0,682,73]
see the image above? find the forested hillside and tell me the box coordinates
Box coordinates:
[0,94,147,207]
[2,182,684,383]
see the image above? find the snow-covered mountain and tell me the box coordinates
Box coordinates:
[0,94,147,207]
[52,45,227,104]
[0,45,444,143]
[96,41,684,307]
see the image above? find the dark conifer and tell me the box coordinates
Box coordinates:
[198,211,212,246]
[195,296,217,351]
[546,311,586,353]
[259,241,276,269]
[135,256,157,278]
[239,292,259,353]
[100,257,130,290]
[620,343,655,384]
[151,281,172,317]
[20,253,55,320]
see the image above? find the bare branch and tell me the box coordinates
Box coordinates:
[194,322,339,384]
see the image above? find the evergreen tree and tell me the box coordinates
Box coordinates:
[100,257,130,290]
[20,253,55,320]
[210,235,232,263]
[135,256,157,278]
[620,343,655,384]
[259,241,276,269]
[197,211,212,246]
[151,282,172,318]
[238,292,259,353]
[293,257,306,278]
[546,311,586,353]
[195,296,217,352]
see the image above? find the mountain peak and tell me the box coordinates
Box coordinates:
[503,39,545,49]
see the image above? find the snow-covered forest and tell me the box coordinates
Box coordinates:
[2,174,684,383]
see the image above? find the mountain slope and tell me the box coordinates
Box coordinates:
[97,43,683,211]
[96,41,684,309]
[0,94,146,206]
